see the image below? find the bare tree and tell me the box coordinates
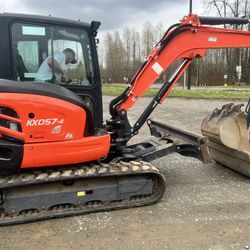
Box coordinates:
[202,0,250,85]
[142,21,156,58]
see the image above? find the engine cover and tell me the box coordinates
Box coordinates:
[0,80,110,170]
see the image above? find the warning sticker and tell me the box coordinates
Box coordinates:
[77,191,86,197]
[208,36,217,42]
[152,62,164,75]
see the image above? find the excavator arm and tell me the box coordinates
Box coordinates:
[114,14,250,112]
[108,14,250,159]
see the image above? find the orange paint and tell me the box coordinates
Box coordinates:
[117,15,250,112]
[0,92,110,168]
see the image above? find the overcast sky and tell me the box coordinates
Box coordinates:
[1,0,208,33]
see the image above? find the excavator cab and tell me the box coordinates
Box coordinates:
[0,13,113,172]
[0,13,103,129]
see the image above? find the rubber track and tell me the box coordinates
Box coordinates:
[0,161,165,226]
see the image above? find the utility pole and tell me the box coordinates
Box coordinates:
[187,0,192,89]
[189,0,192,14]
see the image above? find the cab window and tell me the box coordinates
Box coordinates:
[11,23,94,86]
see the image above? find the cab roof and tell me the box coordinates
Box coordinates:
[0,12,94,30]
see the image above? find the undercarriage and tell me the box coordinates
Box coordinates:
[0,119,209,226]
[0,161,165,225]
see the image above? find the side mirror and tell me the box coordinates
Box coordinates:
[91,21,101,37]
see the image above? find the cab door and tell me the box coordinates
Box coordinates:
[10,22,103,129]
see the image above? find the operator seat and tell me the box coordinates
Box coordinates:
[12,48,28,81]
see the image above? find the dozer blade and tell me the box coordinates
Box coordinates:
[201,103,250,177]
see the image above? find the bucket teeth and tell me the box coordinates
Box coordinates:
[229,104,244,113]
[209,103,244,122]
[218,109,228,120]
[221,102,234,111]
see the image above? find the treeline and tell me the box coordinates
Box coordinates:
[98,22,165,84]
[198,0,250,86]
[99,0,250,86]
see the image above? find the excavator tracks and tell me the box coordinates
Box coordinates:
[0,161,165,226]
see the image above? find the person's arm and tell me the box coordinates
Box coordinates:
[47,58,66,80]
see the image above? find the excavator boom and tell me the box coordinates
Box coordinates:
[108,14,250,153]
[114,14,250,113]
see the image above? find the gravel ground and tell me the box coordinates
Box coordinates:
[0,96,249,250]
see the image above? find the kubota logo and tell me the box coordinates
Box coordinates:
[26,118,64,127]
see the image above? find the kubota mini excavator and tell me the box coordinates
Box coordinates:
[0,12,249,225]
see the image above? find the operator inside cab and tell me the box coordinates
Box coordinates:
[35,48,77,83]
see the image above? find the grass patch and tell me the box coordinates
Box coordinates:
[102,84,250,100]
[102,85,126,96]
[212,84,250,89]
[168,88,250,99]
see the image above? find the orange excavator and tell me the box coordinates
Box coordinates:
[0,12,249,225]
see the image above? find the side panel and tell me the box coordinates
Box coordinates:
[0,93,86,143]
[0,92,110,170]
[21,134,110,168]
